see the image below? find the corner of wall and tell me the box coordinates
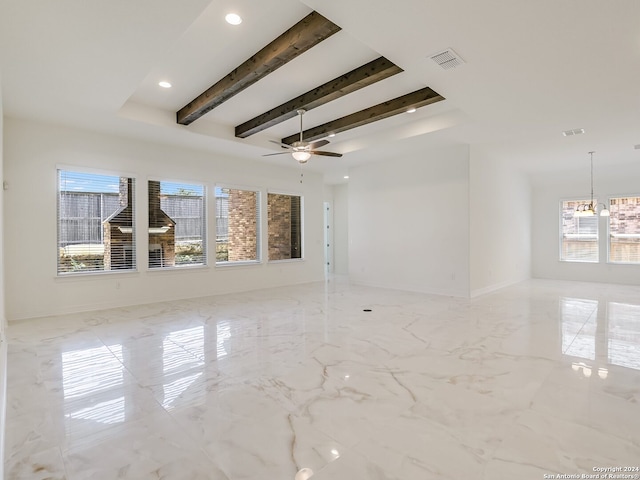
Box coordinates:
[469,146,532,295]
[0,75,7,480]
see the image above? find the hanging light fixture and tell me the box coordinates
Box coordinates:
[291,110,312,163]
[292,150,311,163]
[574,151,610,217]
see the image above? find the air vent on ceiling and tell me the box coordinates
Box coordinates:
[429,49,465,70]
[562,128,585,137]
[634,144,640,150]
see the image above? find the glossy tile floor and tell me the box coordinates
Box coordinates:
[4,279,640,479]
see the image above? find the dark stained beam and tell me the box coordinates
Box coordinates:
[234,56,403,138]
[177,11,341,126]
[280,87,445,145]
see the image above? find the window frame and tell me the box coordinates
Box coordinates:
[607,194,640,265]
[559,198,599,263]
[267,190,304,263]
[147,178,208,271]
[214,184,262,267]
[57,165,138,276]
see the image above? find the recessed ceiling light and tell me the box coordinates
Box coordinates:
[158,81,172,89]
[406,107,417,113]
[343,175,349,179]
[328,132,336,137]
[225,13,242,25]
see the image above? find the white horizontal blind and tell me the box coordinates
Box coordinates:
[609,196,640,264]
[268,193,302,261]
[148,180,206,268]
[215,187,260,264]
[58,170,136,274]
[560,199,598,262]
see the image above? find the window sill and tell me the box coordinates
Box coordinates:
[268,258,305,264]
[558,259,599,264]
[147,264,209,273]
[215,260,262,268]
[56,270,140,282]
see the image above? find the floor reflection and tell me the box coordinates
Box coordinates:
[62,344,125,425]
[162,326,205,410]
[561,297,640,372]
[607,302,640,370]
[561,297,597,360]
[7,280,640,479]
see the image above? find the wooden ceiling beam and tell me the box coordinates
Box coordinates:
[280,87,445,145]
[234,56,403,138]
[177,11,341,126]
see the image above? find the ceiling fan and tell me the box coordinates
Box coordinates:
[263,109,342,163]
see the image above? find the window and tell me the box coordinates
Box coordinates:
[560,199,598,262]
[215,187,260,264]
[608,196,640,264]
[148,180,206,268]
[58,170,136,274]
[268,193,302,261]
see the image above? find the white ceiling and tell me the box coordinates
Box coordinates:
[2,0,640,184]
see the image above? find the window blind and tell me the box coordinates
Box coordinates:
[609,196,640,264]
[560,199,598,262]
[58,170,136,274]
[148,180,206,268]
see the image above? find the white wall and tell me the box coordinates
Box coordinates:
[469,146,531,296]
[348,145,470,297]
[332,183,349,275]
[532,163,640,285]
[0,82,5,329]
[3,117,326,320]
[0,77,6,480]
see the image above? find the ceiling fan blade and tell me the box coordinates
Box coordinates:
[311,150,342,158]
[262,152,292,157]
[308,139,329,149]
[269,139,292,149]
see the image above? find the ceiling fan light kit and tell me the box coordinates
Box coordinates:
[263,109,342,163]
[292,151,311,163]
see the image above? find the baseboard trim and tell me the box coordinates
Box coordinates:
[470,277,529,298]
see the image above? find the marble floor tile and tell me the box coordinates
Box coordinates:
[4,279,640,479]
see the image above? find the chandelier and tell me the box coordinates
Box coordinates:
[574,151,610,217]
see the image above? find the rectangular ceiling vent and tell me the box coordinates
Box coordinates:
[429,49,465,70]
[562,128,585,137]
